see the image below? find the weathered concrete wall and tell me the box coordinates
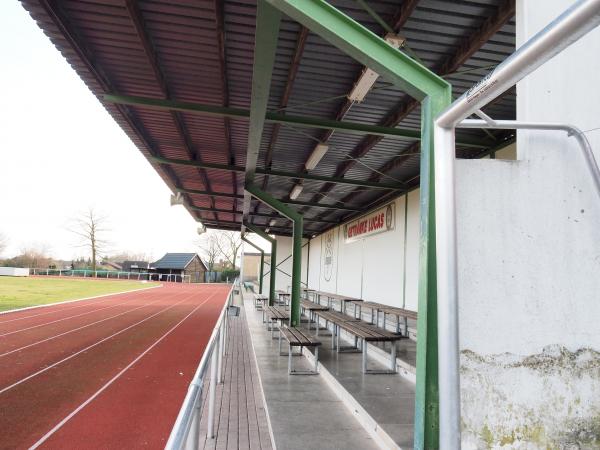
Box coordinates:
[455,1,600,447]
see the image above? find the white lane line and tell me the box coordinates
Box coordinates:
[0,290,201,395]
[28,291,220,450]
[0,295,166,358]
[0,301,135,338]
[0,284,162,322]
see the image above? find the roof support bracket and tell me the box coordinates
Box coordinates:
[245,184,302,326]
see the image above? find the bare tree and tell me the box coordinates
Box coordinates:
[214,231,242,269]
[70,208,110,273]
[196,231,220,274]
[9,243,53,268]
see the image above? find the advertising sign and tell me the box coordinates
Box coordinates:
[344,203,395,243]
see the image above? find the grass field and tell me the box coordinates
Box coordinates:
[0,277,159,312]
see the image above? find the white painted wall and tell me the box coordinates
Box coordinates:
[305,192,421,312]
[0,267,29,276]
[456,1,600,447]
[307,236,321,291]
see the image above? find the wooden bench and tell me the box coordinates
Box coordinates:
[263,306,289,337]
[378,306,418,336]
[253,293,268,311]
[300,299,329,330]
[276,290,289,306]
[279,325,321,375]
[335,321,402,374]
[314,309,361,350]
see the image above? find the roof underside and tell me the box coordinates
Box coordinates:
[21,0,516,237]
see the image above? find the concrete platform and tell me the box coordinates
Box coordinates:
[244,297,379,450]
[304,323,416,449]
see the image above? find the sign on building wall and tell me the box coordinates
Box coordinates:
[344,203,395,243]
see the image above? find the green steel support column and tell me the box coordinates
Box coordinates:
[260,1,451,447]
[414,94,451,449]
[241,234,265,294]
[245,223,277,306]
[245,184,302,326]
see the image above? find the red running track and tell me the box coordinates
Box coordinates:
[0,283,231,449]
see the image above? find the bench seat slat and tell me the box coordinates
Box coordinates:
[281,326,321,346]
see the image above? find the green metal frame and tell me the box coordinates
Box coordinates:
[104,94,486,148]
[177,186,360,212]
[245,184,302,327]
[241,234,265,294]
[151,155,404,190]
[261,1,451,447]
[245,223,277,306]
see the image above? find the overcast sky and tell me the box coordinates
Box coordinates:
[0,2,223,261]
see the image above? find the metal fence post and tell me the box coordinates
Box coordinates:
[217,319,225,384]
[207,333,220,439]
[193,386,202,450]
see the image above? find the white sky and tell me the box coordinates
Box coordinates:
[0,2,210,261]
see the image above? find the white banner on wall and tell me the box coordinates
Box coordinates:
[344,203,395,243]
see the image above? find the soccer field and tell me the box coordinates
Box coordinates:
[0,277,159,312]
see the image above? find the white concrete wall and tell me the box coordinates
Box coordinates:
[456,1,600,447]
[307,236,321,291]
[0,267,29,276]
[305,192,421,312]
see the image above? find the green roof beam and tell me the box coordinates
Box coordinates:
[243,0,282,224]
[104,94,486,148]
[152,155,405,190]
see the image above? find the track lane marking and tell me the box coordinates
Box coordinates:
[0,289,205,395]
[0,296,149,338]
[0,284,162,323]
[0,295,166,358]
[28,290,222,450]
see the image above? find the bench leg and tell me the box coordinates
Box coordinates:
[314,346,319,373]
[362,341,399,375]
[279,332,282,355]
[362,339,368,373]
[331,323,336,350]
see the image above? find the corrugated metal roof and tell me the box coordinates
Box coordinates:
[20,0,516,236]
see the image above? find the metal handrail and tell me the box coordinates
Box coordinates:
[458,119,600,197]
[165,279,238,449]
[433,1,600,448]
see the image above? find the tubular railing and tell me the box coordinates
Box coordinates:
[165,278,238,449]
[433,0,600,448]
[29,268,191,283]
